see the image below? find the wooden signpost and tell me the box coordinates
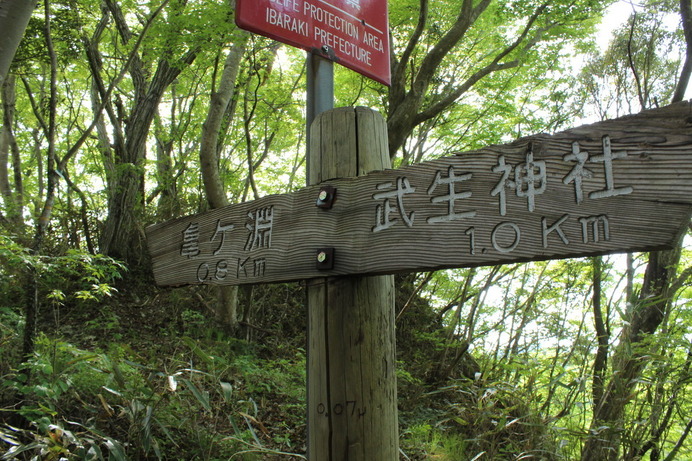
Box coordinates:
[147,102,692,460]
[207,2,679,458]
[152,6,692,458]
[147,101,692,287]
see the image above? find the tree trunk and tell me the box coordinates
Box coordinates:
[96,0,199,269]
[199,36,247,332]
[0,74,24,229]
[200,36,247,210]
[0,0,38,84]
[386,0,553,158]
[22,0,57,363]
[673,0,692,102]
[99,56,198,268]
[591,256,609,409]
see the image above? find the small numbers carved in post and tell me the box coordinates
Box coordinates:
[316,400,367,418]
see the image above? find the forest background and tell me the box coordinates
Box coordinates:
[0,0,691,459]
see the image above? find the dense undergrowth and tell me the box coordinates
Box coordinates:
[0,244,564,460]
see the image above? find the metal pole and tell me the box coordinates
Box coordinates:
[306,51,334,185]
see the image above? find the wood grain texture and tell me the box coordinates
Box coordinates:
[306,107,398,460]
[146,101,692,287]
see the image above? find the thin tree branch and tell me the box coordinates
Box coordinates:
[416,5,549,124]
[626,12,646,110]
[663,416,692,461]
[673,0,692,102]
[390,0,429,106]
[413,0,491,97]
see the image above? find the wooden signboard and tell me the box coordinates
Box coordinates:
[146,102,692,287]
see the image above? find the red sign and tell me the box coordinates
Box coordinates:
[236,0,390,86]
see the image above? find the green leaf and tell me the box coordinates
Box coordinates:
[1,441,44,459]
[182,379,211,412]
[182,337,216,366]
[220,381,233,402]
[104,437,128,461]
[86,443,105,461]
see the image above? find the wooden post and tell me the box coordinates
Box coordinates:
[307,107,398,460]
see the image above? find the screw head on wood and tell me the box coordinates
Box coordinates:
[316,186,336,209]
[316,248,335,270]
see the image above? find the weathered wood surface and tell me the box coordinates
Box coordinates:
[146,101,692,287]
[306,107,398,460]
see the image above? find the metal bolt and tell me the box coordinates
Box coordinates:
[316,186,336,209]
[316,247,335,270]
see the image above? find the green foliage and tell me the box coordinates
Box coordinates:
[0,327,307,460]
[576,2,683,117]
[401,423,469,460]
[393,247,692,459]
[12,0,85,69]
[400,377,562,460]
[0,260,308,459]
[0,337,132,460]
[1,422,129,461]
[0,235,125,306]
